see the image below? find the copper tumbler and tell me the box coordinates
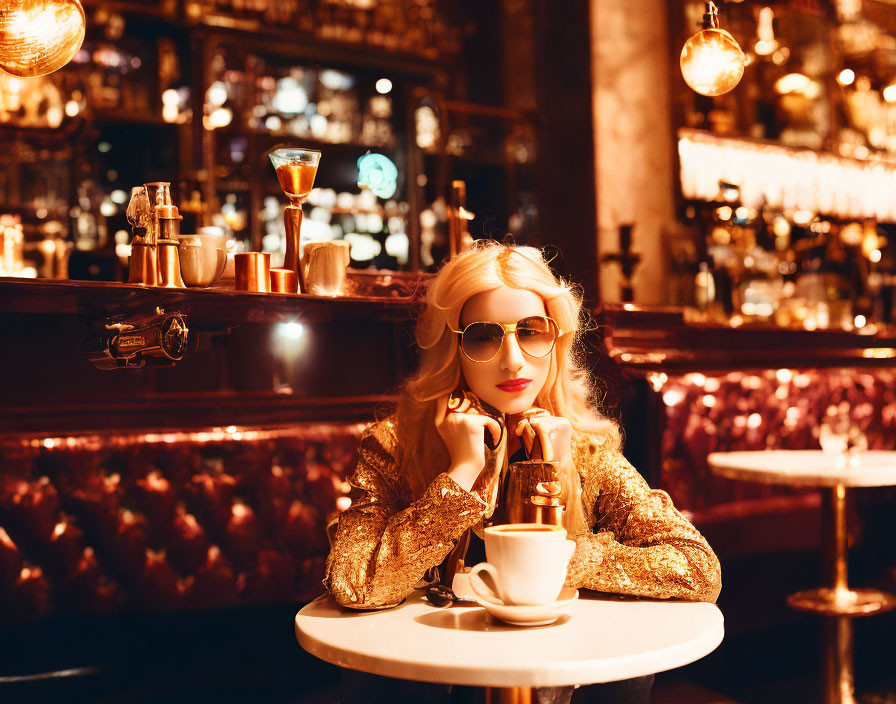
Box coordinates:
[235,252,271,292]
[270,267,298,294]
[504,460,562,525]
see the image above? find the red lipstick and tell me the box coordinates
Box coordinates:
[497,378,532,393]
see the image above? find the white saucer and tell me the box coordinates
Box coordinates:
[472,586,579,626]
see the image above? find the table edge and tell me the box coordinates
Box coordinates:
[707,451,896,488]
[294,598,725,688]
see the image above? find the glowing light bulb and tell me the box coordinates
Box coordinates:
[681,28,746,96]
[0,0,85,78]
[680,2,745,97]
[837,69,855,86]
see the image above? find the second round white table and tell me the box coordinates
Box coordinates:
[708,450,896,704]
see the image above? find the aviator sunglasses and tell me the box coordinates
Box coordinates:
[448,316,561,363]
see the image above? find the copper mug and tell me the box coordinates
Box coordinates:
[503,460,563,525]
[235,252,271,292]
[302,240,350,296]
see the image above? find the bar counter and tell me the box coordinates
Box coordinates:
[0,274,425,434]
[597,304,896,372]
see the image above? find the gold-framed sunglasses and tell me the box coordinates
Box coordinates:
[448,316,561,363]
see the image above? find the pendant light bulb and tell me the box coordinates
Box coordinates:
[0,0,86,78]
[680,1,746,97]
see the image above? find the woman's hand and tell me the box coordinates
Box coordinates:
[435,393,503,493]
[513,409,573,467]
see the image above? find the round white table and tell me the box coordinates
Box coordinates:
[708,450,896,704]
[295,589,723,699]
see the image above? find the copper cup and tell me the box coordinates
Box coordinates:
[235,252,271,292]
[270,267,298,294]
[504,460,562,525]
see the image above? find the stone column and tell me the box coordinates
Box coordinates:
[590,0,676,304]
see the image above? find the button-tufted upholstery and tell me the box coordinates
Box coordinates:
[0,424,364,622]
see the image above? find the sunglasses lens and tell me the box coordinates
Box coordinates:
[461,322,505,362]
[516,316,557,357]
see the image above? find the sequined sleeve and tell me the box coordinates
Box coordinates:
[325,419,491,609]
[565,433,722,603]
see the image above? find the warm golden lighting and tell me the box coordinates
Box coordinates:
[837,69,855,86]
[681,28,745,96]
[778,74,821,99]
[754,7,778,56]
[680,2,745,97]
[883,84,896,104]
[0,0,85,78]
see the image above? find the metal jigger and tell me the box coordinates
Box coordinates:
[155,204,185,288]
[268,148,321,293]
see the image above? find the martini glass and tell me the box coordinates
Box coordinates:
[268,147,321,293]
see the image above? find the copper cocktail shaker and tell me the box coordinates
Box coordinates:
[155,203,185,288]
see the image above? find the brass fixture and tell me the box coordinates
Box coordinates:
[0,0,85,77]
[680,1,746,97]
[83,310,190,370]
[448,180,474,257]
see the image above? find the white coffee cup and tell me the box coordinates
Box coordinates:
[178,233,228,287]
[469,524,576,606]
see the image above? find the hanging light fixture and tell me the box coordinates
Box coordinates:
[0,0,86,78]
[680,1,746,97]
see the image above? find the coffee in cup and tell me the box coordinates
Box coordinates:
[468,523,576,606]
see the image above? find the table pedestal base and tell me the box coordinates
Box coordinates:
[787,588,896,617]
[484,686,575,704]
[485,687,531,704]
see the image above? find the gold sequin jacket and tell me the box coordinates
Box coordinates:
[325,418,721,608]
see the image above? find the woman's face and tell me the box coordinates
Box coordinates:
[458,286,552,416]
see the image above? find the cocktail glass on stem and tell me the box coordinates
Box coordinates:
[268,147,321,293]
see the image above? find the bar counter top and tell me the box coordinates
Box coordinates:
[0,272,426,329]
[596,304,896,372]
[4,279,895,372]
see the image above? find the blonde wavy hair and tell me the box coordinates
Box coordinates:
[391,242,620,528]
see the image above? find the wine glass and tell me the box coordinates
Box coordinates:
[819,405,867,467]
[268,147,321,291]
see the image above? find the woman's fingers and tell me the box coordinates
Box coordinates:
[531,420,555,462]
[513,419,539,457]
[529,417,573,464]
[484,417,502,447]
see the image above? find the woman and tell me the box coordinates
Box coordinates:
[325,243,721,703]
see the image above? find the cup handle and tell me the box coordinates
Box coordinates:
[469,563,504,606]
[563,539,577,565]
